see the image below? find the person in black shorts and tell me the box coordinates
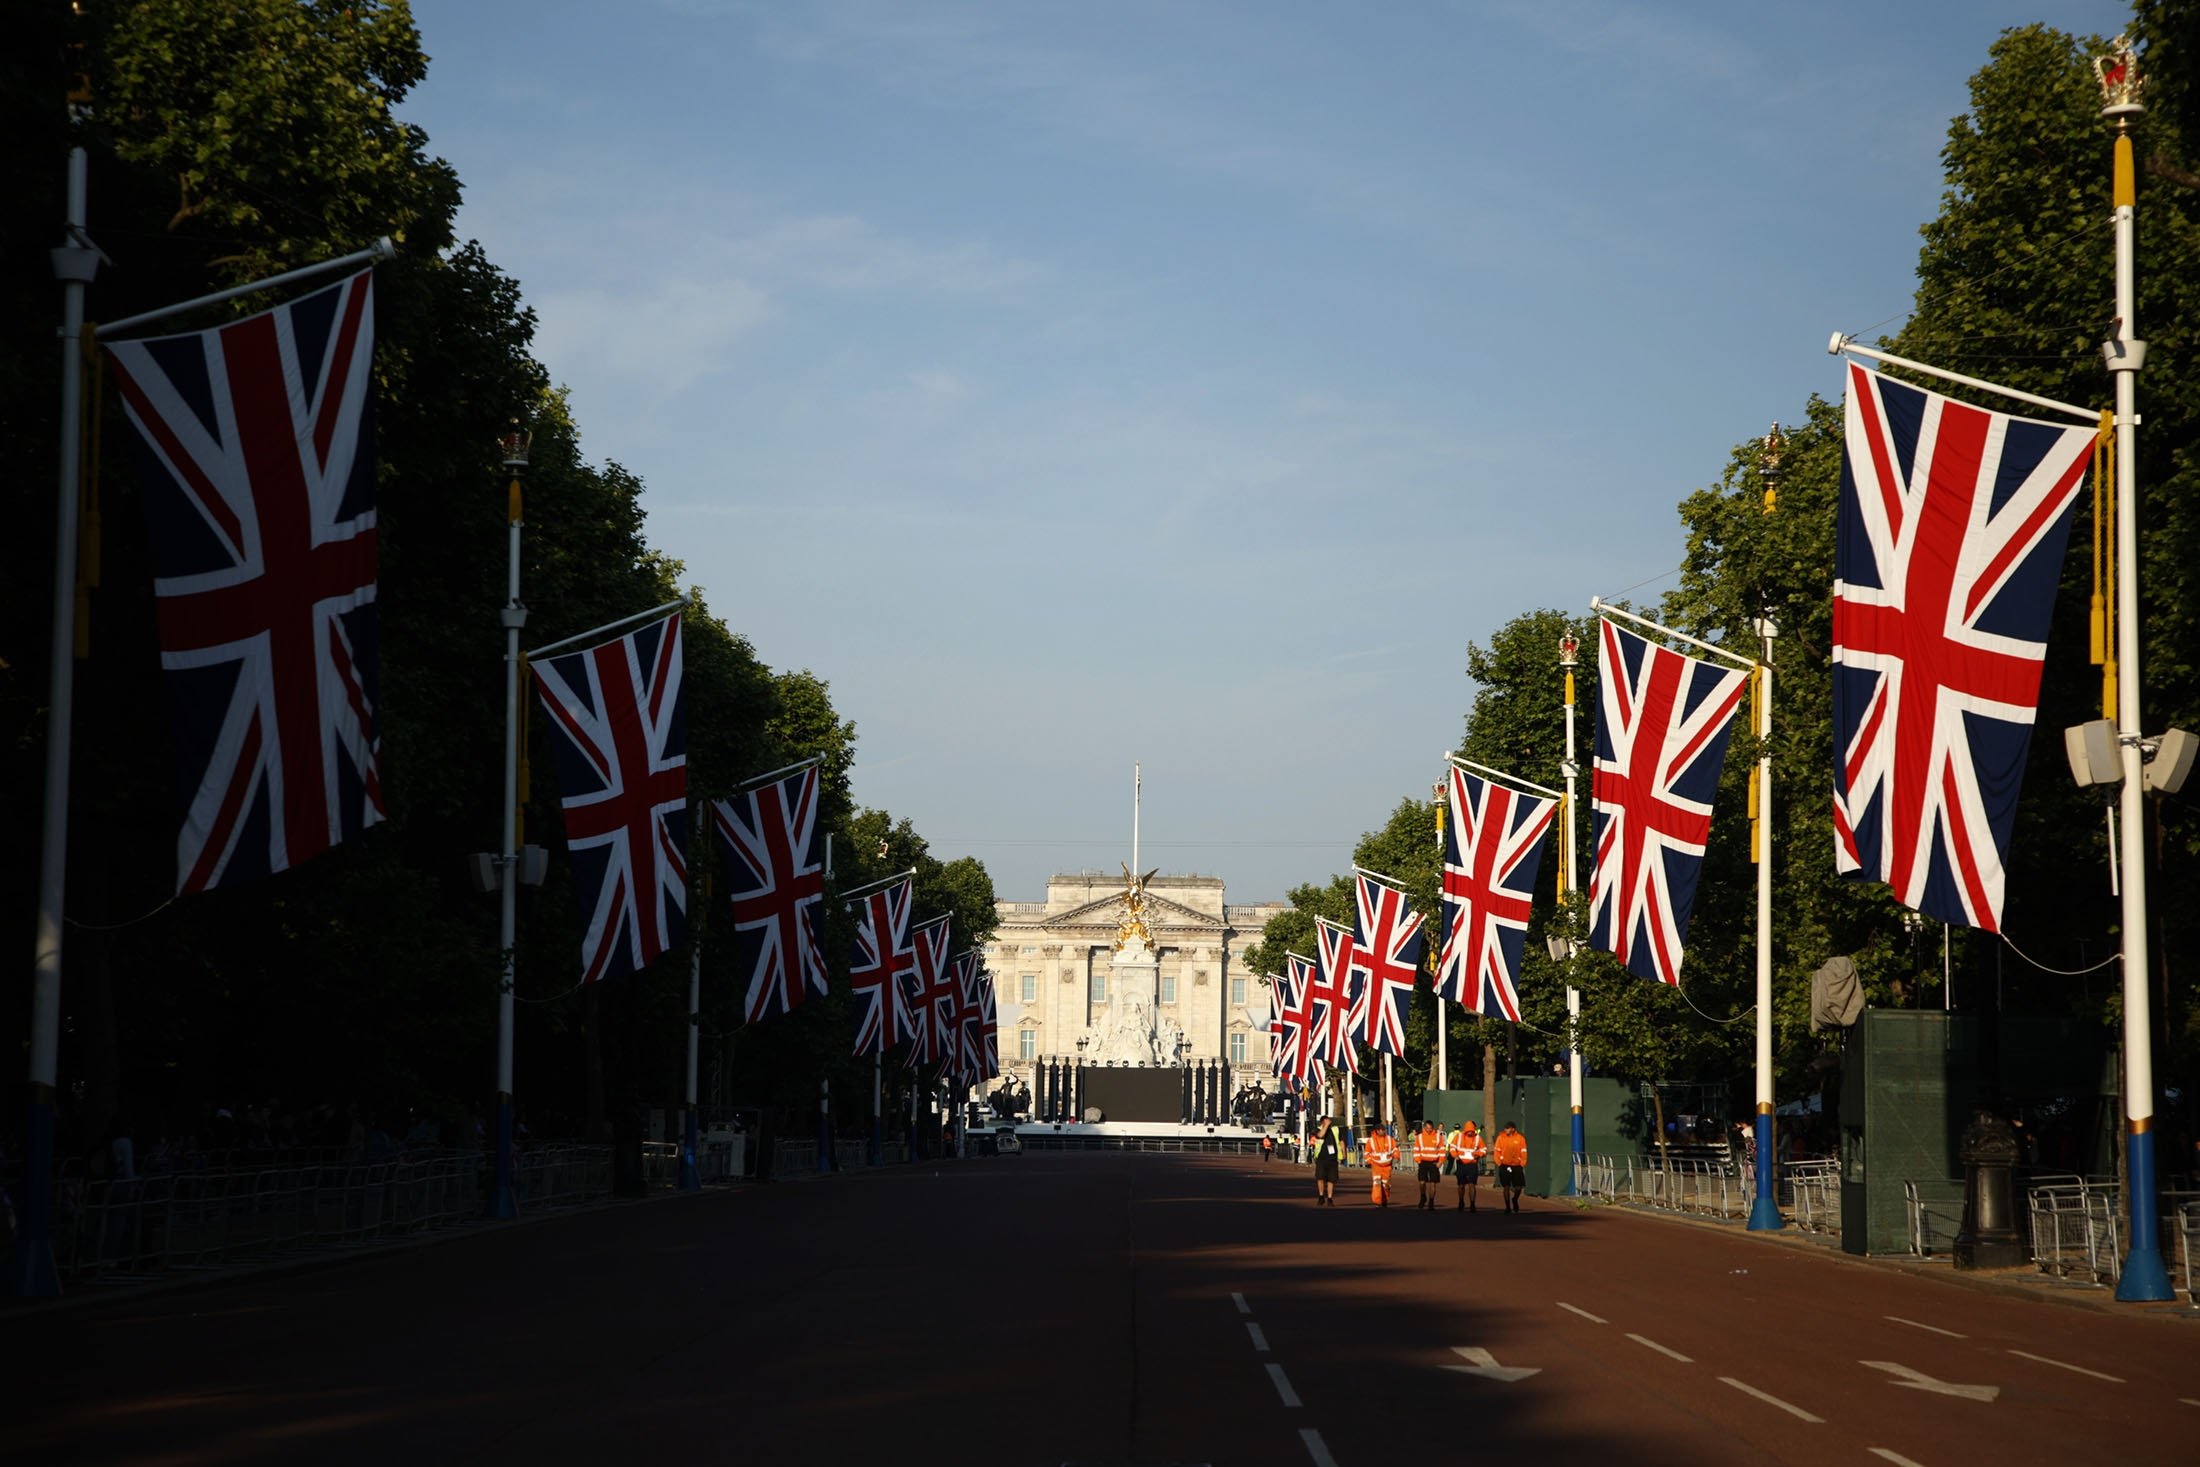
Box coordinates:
[1311,1116,1341,1205]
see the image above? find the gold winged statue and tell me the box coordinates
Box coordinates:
[1114,862,1159,953]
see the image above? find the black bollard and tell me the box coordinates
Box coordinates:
[1952,1107,2025,1269]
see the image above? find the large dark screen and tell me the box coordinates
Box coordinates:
[1082,1067,1182,1122]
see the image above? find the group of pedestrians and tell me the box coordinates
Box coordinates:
[1302,1115,1528,1213]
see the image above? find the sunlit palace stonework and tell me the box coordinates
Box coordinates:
[987,874,1286,1089]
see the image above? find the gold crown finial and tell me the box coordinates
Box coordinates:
[2096,35,2144,120]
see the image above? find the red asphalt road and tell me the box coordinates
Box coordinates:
[9,1152,2197,1466]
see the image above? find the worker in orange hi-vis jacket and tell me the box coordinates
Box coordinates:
[1364,1126,1398,1206]
[1491,1121,1529,1214]
[1449,1121,1489,1212]
[1411,1120,1446,1210]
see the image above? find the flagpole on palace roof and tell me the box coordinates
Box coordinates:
[9,147,97,1299]
[2098,38,2172,1302]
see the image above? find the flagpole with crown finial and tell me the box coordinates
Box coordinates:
[2097,35,2172,1302]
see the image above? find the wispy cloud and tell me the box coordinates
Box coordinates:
[533,275,771,392]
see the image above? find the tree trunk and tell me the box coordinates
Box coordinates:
[1652,1084,1673,1179]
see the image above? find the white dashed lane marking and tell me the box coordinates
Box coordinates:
[1267,1363,1303,1408]
[2007,1350,2123,1383]
[1627,1333,1694,1363]
[1232,1291,1250,1315]
[1557,1301,1608,1323]
[1885,1315,1965,1339]
[1719,1376,1824,1423]
[1299,1427,1340,1467]
[1246,1322,1270,1353]
[1869,1449,1929,1467]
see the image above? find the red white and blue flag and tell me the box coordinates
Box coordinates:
[1271,954,1322,1081]
[1438,765,1557,1021]
[106,268,383,893]
[976,962,1000,1080]
[532,612,688,984]
[948,951,985,1083]
[909,914,956,1065]
[1311,918,1362,1075]
[711,761,827,1023]
[1833,363,2093,931]
[848,875,917,1057]
[1589,618,1749,987]
[1351,872,1425,1056]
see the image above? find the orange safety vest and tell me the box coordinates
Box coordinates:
[1413,1128,1445,1164]
[1450,1128,1485,1162]
[1492,1130,1528,1167]
[1366,1133,1397,1170]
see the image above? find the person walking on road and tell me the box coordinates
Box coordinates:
[1449,1121,1488,1212]
[1261,1133,1275,1163]
[1312,1117,1342,1206]
[1412,1120,1445,1210]
[1365,1125,1398,1207]
[1492,1121,1529,1213]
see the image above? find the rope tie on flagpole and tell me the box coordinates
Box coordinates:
[1999,932,2120,976]
[515,977,588,1004]
[64,895,175,930]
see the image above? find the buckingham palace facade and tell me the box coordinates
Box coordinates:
[987,873,1286,1085]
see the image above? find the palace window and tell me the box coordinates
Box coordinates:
[1020,973,1037,1003]
[1090,971,1106,1004]
[1230,976,1247,1006]
[1229,1031,1247,1063]
[1019,1028,1036,1062]
[1160,974,1177,1004]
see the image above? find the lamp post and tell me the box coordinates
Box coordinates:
[488,421,530,1221]
[1075,1035,1088,1123]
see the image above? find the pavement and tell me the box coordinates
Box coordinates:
[9,1153,2198,1466]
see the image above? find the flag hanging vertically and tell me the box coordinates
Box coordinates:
[1311,918,1362,1075]
[848,875,917,1057]
[1832,362,2094,931]
[977,965,1000,1080]
[950,950,986,1083]
[105,268,384,893]
[1589,617,1749,987]
[909,914,955,1065]
[1438,765,1557,1021]
[532,612,688,983]
[1351,872,1425,1055]
[711,761,827,1023]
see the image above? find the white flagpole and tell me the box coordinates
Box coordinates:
[487,427,528,1221]
[11,147,96,1299]
[1560,634,1585,1197]
[1747,618,1781,1231]
[680,891,702,1191]
[2100,42,2171,1301]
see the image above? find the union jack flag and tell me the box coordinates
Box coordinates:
[711,762,826,1023]
[976,964,999,1080]
[106,269,384,893]
[1310,918,1362,1075]
[1351,873,1425,1056]
[909,914,956,1066]
[950,950,986,1083]
[1833,364,2094,931]
[1589,617,1749,987]
[1270,955,1322,1080]
[1439,766,1557,1021]
[848,875,917,1057]
[532,612,688,984]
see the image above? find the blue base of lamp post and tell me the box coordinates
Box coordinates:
[678,1108,701,1191]
[1563,1113,1585,1195]
[2114,1128,2173,1300]
[3,1095,61,1297]
[1747,1112,1783,1231]
[485,1098,518,1220]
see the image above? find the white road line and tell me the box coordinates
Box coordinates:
[1300,1427,1340,1467]
[1869,1449,1928,1467]
[1247,1322,1271,1353]
[1232,1291,1251,1315]
[2181,1397,2200,1408]
[1885,1315,1965,1339]
[1558,1301,1608,1323]
[2007,1350,2124,1383]
[1267,1363,1302,1408]
[1719,1376,1825,1423]
[1627,1332,1694,1363]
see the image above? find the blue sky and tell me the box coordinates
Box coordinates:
[403,0,2132,902]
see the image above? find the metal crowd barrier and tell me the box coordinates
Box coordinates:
[2180,1200,2199,1303]
[47,1147,638,1287]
